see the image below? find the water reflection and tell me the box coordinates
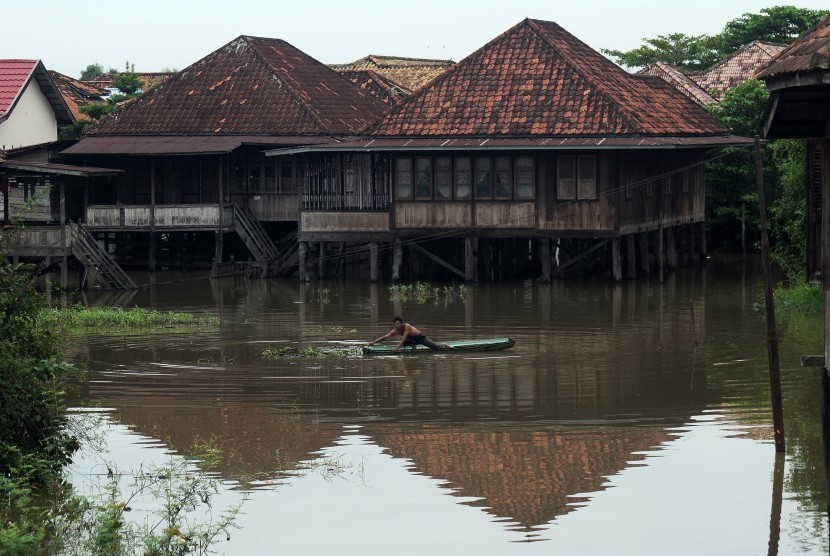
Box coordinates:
[65,257,829,554]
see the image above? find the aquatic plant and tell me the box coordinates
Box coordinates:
[260,344,357,359]
[388,281,468,304]
[46,305,219,333]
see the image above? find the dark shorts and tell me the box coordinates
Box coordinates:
[403,333,442,350]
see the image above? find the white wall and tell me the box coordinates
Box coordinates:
[0,78,58,150]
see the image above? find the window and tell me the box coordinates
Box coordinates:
[494,156,512,199]
[455,157,471,199]
[475,157,492,198]
[558,155,596,200]
[279,158,295,193]
[232,161,246,193]
[396,158,413,199]
[435,157,452,200]
[515,157,535,199]
[264,161,276,192]
[415,158,432,199]
[248,161,262,192]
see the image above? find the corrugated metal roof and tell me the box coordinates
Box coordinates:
[63,135,336,156]
[0,159,123,176]
[757,14,830,80]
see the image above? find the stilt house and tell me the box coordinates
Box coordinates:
[275,19,752,282]
[62,36,387,274]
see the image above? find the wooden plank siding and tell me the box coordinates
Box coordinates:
[232,193,299,222]
[302,211,390,233]
[396,202,472,228]
[86,205,235,230]
[4,226,70,255]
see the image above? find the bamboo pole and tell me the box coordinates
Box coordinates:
[755,136,785,452]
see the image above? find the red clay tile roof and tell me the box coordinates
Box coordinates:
[692,40,786,98]
[331,55,454,92]
[370,19,729,137]
[0,60,74,125]
[49,70,107,122]
[637,62,716,106]
[88,36,388,137]
[337,69,411,105]
[757,14,830,79]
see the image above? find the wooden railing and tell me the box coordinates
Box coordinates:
[86,204,235,228]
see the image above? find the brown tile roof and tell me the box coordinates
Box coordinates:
[757,14,830,79]
[692,40,787,98]
[331,55,454,92]
[337,69,411,105]
[370,19,729,137]
[88,36,388,137]
[49,70,107,122]
[637,62,716,106]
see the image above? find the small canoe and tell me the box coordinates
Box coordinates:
[362,337,516,355]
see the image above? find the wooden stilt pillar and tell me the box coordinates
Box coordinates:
[657,226,665,284]
[699,222,707,260]
[626,234,636,280]
[465,237,477,282]
[481,238,492,281]
[369,241,379,282]
[639,232,650,275]
[666,226,677,269]
[612,237,622,282]
[688,223,697,264]
[540,238,551,283]
[298,241,308,282]
[318,241,326,279]
[392,238,402,282]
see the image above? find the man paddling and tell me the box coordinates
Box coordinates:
[367,316,449,352]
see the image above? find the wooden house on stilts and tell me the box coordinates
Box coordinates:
[62,36,387,277]
[276,19,752,283]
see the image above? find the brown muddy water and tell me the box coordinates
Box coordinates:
[65,255,829,555]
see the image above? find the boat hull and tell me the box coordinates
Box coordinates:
[362,337,516,355]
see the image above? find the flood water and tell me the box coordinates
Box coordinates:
[65,255,829,555]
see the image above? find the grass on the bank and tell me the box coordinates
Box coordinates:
[46,305,219,333]
[773,282,824,314]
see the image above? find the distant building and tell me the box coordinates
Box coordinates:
[331,55,454,92]
[49,70,108,122]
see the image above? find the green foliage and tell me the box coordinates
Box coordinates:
[260,344,356,358]
[45,305,218,334]
[389,282,468,304]
[773,281,823,314]
[80,103,114,121]
[79,63,104,81]
[706,79,769,135]
[604,6,827,69]
[769,139,808,281]
[112,72,145,96]
[603,33,720,71]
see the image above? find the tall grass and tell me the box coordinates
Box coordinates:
[46,305,218,332]
[773,282,823,315]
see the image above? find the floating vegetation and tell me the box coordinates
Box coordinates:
[46,305,218,334]
[316,287,331,303]
[260,344,358,359]
[299,324,358,334]
[389,282,468,304]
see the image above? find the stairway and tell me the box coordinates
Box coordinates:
[70,223,137,289]
[233,206,280,263]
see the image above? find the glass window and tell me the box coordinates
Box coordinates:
[514,157,534,199]
[249,161,262,192]
[280,158,295,193]
[396,158,413,200]
[455,157,471,199]
[415,157,432,199]
[494,157,512,199]
[475,157,492,199]
[435,157,452,200]
[232,161,246,193]
[577,156,596,200]
[557,156,576,200]
[264,161,276,192]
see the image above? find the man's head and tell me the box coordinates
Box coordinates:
[393,316,404,330]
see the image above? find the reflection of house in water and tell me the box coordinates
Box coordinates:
[367,423,671,530]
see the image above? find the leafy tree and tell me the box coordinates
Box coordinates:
[79,63,104,81]
[768,139,808,281]
[79,103,113,120]
[603,33,720,72]
[112,72,145,96]
[718,6,828,53]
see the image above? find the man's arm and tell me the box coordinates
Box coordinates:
[368,329,395,346]
[393,324,411,351]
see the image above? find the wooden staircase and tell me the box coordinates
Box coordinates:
[70,223,137,290]
[233,206,280,263]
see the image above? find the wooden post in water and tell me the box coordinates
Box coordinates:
[540,238,551,283]
[298,241,307,282]
[658,224,665,284]
[755,136,785,452]
[369,241,379,282]
[626,234,636,279]
[639,232,650,275]
[612,237,621,281]
[392,238,402,282]
[464,237,477,282]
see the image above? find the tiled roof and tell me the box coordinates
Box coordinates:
[331,55,454,92]
[88,36,388,136]
[370,19,728,137]
[337,69,411,105]
[757,14,830,79]
[637,62,716,106]
[49,70,107,122]
[693,40,787,98]
[0,59,73,125]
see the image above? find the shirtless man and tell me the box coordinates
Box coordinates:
[367,316,448,352]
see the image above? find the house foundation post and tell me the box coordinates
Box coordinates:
[540,238,551,283]
[298,241,308,282]
[392,238,402,282]
[666,226,677,269]
[699,222,707,261]
[688,223,697,264]
[657,226,665,284]
[639,232,650,275]
[626,234,636,279]
[369,241,379,282]
[465,237,478,282]
[318,241,326,279]
[612,237,622,282]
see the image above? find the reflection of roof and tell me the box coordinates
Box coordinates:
[49,70,107,122]
[88,36,387,137]
[757,14,830,80]
[370,19,728,137]
[331,55,454,92]
[369,423,671,528]
[0,59,73,125]
[637,62,716,106]
[692,40,787,98]
[337,69,411,105]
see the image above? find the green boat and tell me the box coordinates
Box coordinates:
[362,337,516,355]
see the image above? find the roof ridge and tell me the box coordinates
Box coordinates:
[525,18,646,133]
